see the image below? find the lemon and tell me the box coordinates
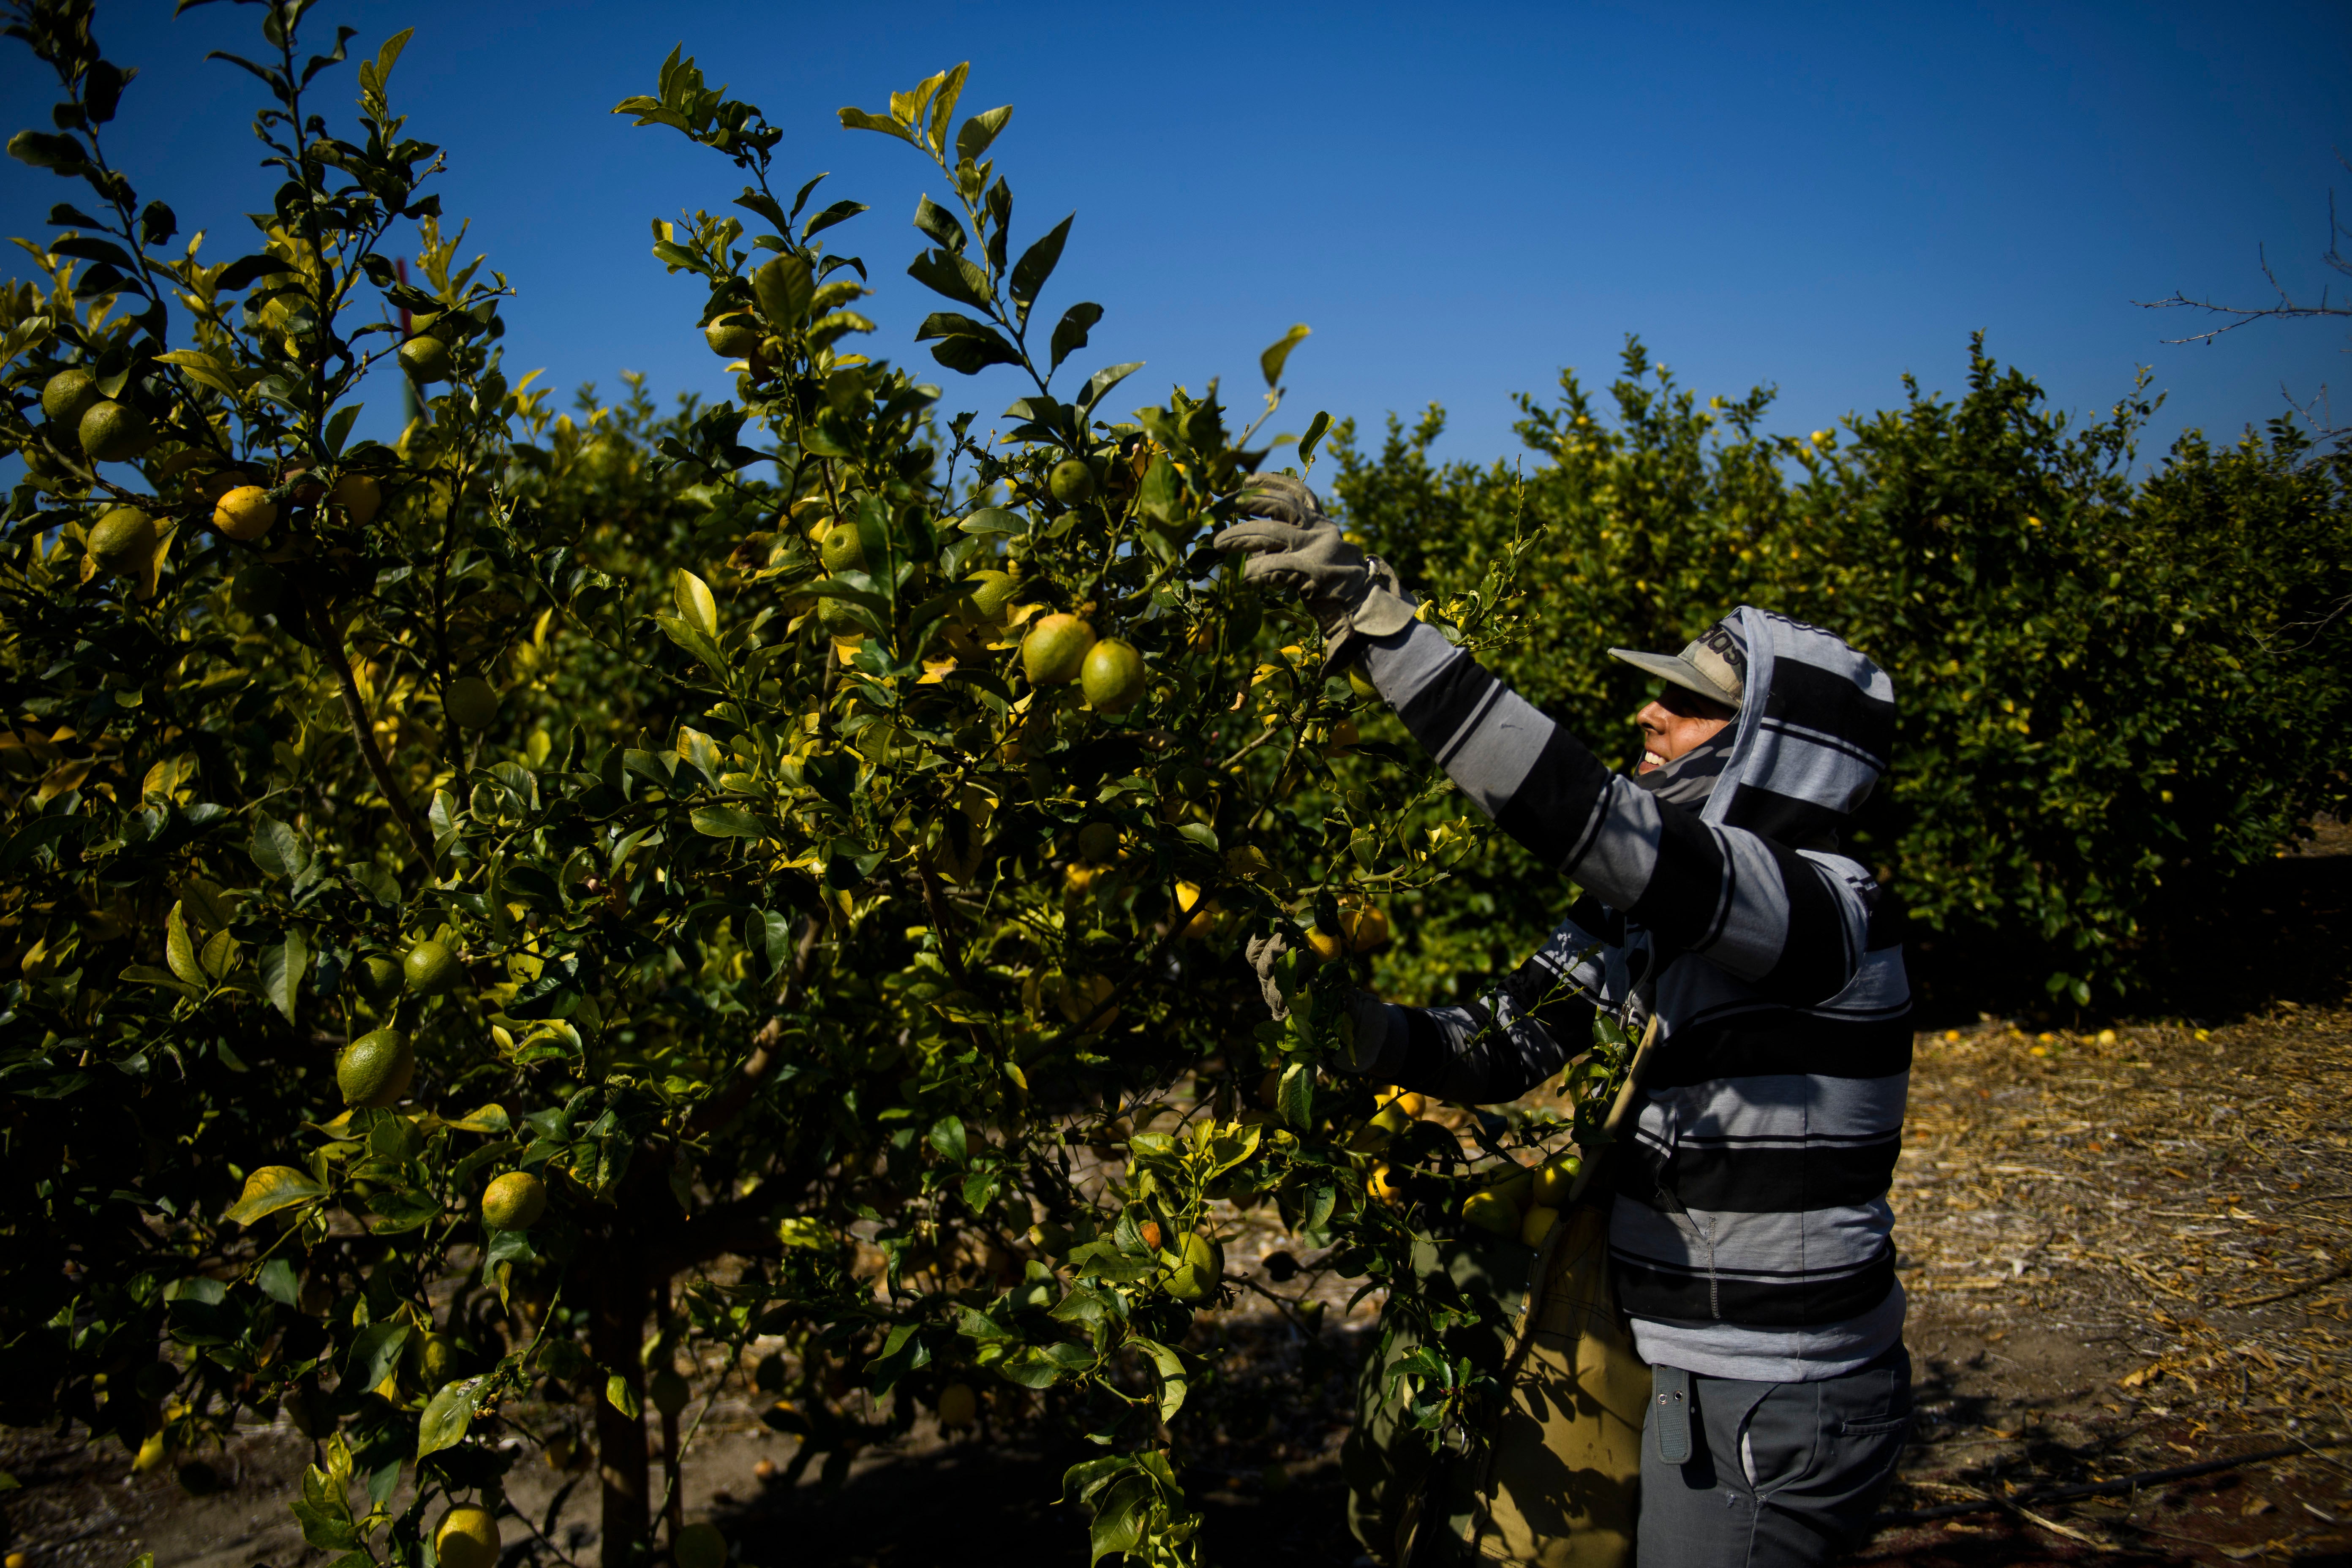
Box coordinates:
[1347,666,1379,700]
[337,1029,414,1108]
[435,1506,501,1568]
[1520,1205,1560,1247]
[351,954,403,1004]
[87,506,158,577]
[1461,1189,1520,1237]
[1022,612,1095,685]
[331,473,382,526]
[79,400,152,463]
[482,1171,547,1230]
[403,939,461,996]
[444,677,498,730]
[1080,639,1146,713]
[1368,1162,1404,1204]
[649,1368,691,1418]
[132,1430,168,1472]
[819,521,866,575]
[1348,1104,1414,1154]
[230,562,285,615]
[964,569,1017,621]
[936,1381,978,1428]
[1380,1089,1427,1119]
[705,316,761,357]
[1164,1231,1224,1302]
[42,367,101,425]
[817,598,865,639]
[1531,1155,1582,1207]
[673,1522,727,1568]
[398,336,451,382]
[1056,972,1117,1029]
[1048,458,1096,505]
[413,1331,459,1390]
[1076,821,1121,863]
[214,485,278,542]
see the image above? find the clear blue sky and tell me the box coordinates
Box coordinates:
[6,1,2349,472]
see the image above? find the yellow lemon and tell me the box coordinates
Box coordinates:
[481,1171,547,1230]
[1460,1189,1520,1237]
[1531,1155,1582,1208]
[331,473,382,526]
[1520,1205,1560,1247]
[213,485,278,542]
[1367,1162,1405,1205]
[435,1507,501,1568]
[936,1381,978,1428]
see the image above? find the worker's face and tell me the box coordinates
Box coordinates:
[1636,686,1735,774]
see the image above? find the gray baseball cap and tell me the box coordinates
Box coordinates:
[1609,618,1746,711]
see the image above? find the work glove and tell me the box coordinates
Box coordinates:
[1245,931,1390,1074]
[1212,474,1417,670]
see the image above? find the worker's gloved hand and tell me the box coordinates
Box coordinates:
[1245,930,1391,1075]
[1212,474,1416,670]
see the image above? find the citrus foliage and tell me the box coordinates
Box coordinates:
[1334,342,2352,1007]
[2,9,1596,1566]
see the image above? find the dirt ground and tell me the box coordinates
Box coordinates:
[7,832,2347,1568]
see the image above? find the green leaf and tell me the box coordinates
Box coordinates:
[753,253,814,325]
[914,312,1021,375]
[837,106,912,142]
[958,507,1023,536]
[165,902,203,987]
[1049,303,1102,373]
[1129,1336,1189,1421]
[261,928,308,1024]
[416,1376,481,1457]
[1277,1062,1314,1129]
[1299,410,1333,465]
[673,568,719,638]
[250,811,313,879]
[346,1320,411,1393]
[926,62,969,155]
[912,195,968,253]
[1010,214,1073,309]
[689,806,774,839]
[223,1165,327,1224]
[1260,323,1311,388]
[605,1374,640,1418]
[956,105,1012,164]
[929,1114,967,1165]
[257,1257,300,1306]
[154,350,245,397]
[906,248,994,310]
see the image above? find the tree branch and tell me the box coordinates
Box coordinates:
[303,588,437,865]
[686,916,821,1134]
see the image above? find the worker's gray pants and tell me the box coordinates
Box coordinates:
[1636,1341,1911,1566]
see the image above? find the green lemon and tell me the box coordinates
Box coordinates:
[337,1028,414,1108]
[673,1523,728,1568]
[398,336,451,382]
[435,1507,500,1568]
[817,597,865,639]
[1021,613,1095,685]
[1079,639,1147,714]
[704,316,761,358]
[411,1331,459,1391]
[1164,1232,1225,1303]
[649,1368,691,1418]
[87,507,158,577]
[351,954,403,1005]
[1075,822,1121,863]
[819,522,865,574]
[481,1171,547,1230]
[1460,1189,1521,1238]
[1531,1156,1581,1208]
[403,939,460,996]
[444,677,498,730]
[79,400,152,463]
[42,368,101,426]
[1048,458,1096,505]
[964,569,1016,621]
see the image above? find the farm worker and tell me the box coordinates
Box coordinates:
[1221,474,1913,1568]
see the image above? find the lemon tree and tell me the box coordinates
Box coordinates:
[2,9,1604,1568]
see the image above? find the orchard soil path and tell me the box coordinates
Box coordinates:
[6,833,2347,1568]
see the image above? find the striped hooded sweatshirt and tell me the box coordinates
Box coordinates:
[1348,605,1911,1382]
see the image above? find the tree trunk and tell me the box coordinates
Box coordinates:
[591,1257,650,1568]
